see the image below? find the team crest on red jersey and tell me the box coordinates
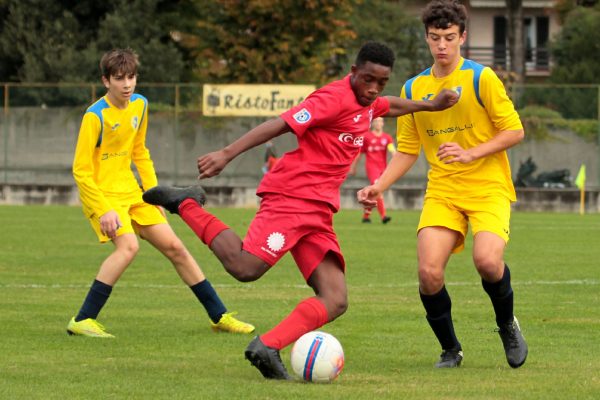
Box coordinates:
[293,108,311,124]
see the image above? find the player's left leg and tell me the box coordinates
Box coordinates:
[470,196,528,368]
[245,253,344,380]
[473,232,527,368]
[138,222,254,334]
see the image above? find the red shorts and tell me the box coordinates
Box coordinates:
[366,167,384,185]
[243,193,345,281]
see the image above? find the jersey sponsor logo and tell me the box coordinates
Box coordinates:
[338,133,364,147]
[426,123,473,137]
[422,93,434,101]
[353,114,362,123]
[110,123,120,131]
[131,116,139,130]
[293,108,311,124]
[101,150,128,160]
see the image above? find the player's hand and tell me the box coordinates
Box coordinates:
[99,210,122,239]
[197,150,228,179]
[431,88,459,111]
[437,142,475,164]
[356,185,381,208]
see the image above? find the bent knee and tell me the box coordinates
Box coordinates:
[229,268,263,282]
[473,255,504,281]
[163,240,192,262]
[325,295,348,321]
[418,264,444,293]
[118,242,139,260]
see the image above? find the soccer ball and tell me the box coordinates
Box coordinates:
[290,331,345,383]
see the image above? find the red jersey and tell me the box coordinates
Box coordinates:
[257,75,390,211]
[361,131,394,174]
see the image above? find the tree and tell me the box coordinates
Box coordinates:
[551,3,600,84]
[506,0,525,84]
[179,0,357,84]
[0,0,194,83]
[348,0,430,95]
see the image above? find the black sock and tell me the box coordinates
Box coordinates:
[190,280,227,323]
[75,279,113,322]
[420,286,461,351]
[482,264,514,327]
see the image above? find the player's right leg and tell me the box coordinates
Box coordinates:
[417,226,463,368]
[67,233,139,338]
[143,185,269,282]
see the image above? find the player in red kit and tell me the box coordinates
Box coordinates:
[351,117,395,223]
[143,42,458,380]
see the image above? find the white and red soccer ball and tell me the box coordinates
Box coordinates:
[290,331,345,383]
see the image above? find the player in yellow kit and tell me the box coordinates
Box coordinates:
[67,48,254,337]
[358,0,528,368]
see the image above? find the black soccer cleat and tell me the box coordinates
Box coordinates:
[382,216,392,224]
[435,347,463,368]
[244,336,291,380]
[497,316,528,368]
[362,217,372,223]
[142,185,206,214]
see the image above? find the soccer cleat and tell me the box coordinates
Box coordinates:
[497,316,528,368]
[362,217,372,223]
[435,348,463,368]
[382,216,392,224]
[211,312,255,334]
[245,336,292,380]
[66,317,115,338]
[142,185,206,214]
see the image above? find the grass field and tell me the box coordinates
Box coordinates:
[1,205,598,399]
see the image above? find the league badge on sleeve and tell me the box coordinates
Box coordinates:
[293,108,311,124]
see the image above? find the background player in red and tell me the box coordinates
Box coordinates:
[350,117,396,223]
[144,42,458,380]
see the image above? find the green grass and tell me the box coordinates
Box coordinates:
[0,205,598,399]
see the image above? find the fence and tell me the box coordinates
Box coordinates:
[1,82,599,195]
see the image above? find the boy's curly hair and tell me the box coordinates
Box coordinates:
[422,0,468,34]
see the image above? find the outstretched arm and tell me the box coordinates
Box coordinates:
[383,88,459,118]
[198,117,289,179]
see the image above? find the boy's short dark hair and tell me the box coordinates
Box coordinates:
[355,42,395,69]
[100,48,139,79]
[422,0,468,34]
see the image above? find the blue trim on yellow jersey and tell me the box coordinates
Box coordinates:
[460,59,485,107]
[86,98,110,147]
[404,68,431,100]
[130,93,148,128]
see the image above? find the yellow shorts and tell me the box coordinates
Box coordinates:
[88,194,167,243]
[417,195,511,253]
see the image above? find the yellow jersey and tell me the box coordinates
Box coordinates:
[72,94,157,218]
[397,58,523,201]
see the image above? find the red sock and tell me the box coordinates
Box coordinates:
[260,297,329,350]
[376,198,386,218]
[363,209,372,219]
[179,199,229,246]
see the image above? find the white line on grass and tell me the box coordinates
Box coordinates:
[1,279,597,290]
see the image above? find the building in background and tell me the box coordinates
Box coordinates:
[406,0,561,79]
